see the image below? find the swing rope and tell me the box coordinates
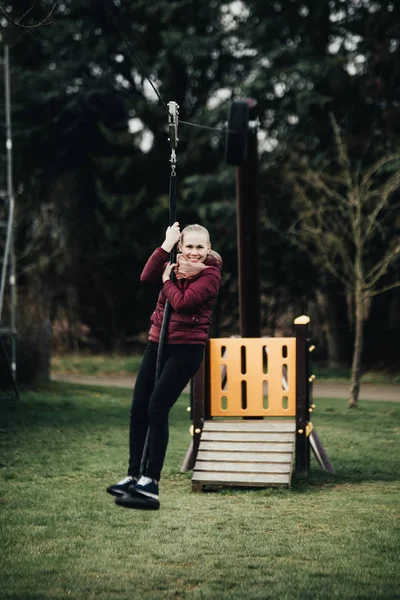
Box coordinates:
[139,102,179,476]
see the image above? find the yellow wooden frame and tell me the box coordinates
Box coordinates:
[209,338,296,417]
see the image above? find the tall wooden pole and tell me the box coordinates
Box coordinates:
[236,101,261,337]
[295,316,311,476]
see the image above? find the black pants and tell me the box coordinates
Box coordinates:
[128,342,204,481]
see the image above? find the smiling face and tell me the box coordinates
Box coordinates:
[179,231,211,264]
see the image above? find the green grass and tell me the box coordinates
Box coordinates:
[1,384,399,599]
[51,353,143,376]
[51,353,400,384]
[313,365,400,384]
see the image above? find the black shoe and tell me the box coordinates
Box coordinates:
[106,475,136,497]
[131,476,159,501]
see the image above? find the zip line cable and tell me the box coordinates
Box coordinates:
[178,119,231,134]
[104,1,234,137]
[103,1,170,113]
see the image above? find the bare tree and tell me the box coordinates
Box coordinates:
[288,116,400,407]
[0,2,57,29]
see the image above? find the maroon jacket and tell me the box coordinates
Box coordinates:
[140,247,222,345]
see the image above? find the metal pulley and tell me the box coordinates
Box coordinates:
[168,100,179,148]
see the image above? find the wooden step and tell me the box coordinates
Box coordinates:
[199,441,293,453]
[195,461,292,474]
[192,419,296,489]
[203,420,296,432]
[193,471,291,486]
[200,431,294,442]
[196,450,292,463]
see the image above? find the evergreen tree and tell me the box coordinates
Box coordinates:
[237,0,400,365]
[1,0,399,369]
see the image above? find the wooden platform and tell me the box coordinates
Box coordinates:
[192,419,296,489]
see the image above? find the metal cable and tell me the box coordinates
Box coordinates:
[179,119,232,134]
[104,1,170,113]
[104,1,237,136]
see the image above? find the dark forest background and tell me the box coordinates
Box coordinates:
[0,0,399,382]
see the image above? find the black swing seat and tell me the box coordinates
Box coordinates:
[115,493,160,511]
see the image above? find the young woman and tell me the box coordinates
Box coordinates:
[107,222,222,507]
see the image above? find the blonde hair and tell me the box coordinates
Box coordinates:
[180,224,210,244]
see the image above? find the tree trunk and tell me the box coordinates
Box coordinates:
[349,291,364,407]
[17,295,52,384]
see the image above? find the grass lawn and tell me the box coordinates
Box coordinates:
[51,353,143,377]
[1,383,399,599]
[50,353,400,384]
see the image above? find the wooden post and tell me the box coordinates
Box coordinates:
[236,100,261,338]
[192,360,204,463]
[192,343,210,462]
[294,315,310,477]
[189,344,211,491]
[203,343,211,421]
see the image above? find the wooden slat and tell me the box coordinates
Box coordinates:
[200,431,294,442]
[192,418,296,488]
[200,441,294,452]
[196,450,293,463]
[194,461,292,474]
[192,471,290,485]
[204,420,296,433]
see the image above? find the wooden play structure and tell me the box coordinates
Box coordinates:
[181,100,334,491]
[183,316,334,491]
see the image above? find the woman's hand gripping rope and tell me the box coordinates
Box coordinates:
[162,262,177,283]
[161,221,180,253]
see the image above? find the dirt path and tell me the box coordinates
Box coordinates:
[312,383,399,402]
[52,375,400,402]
